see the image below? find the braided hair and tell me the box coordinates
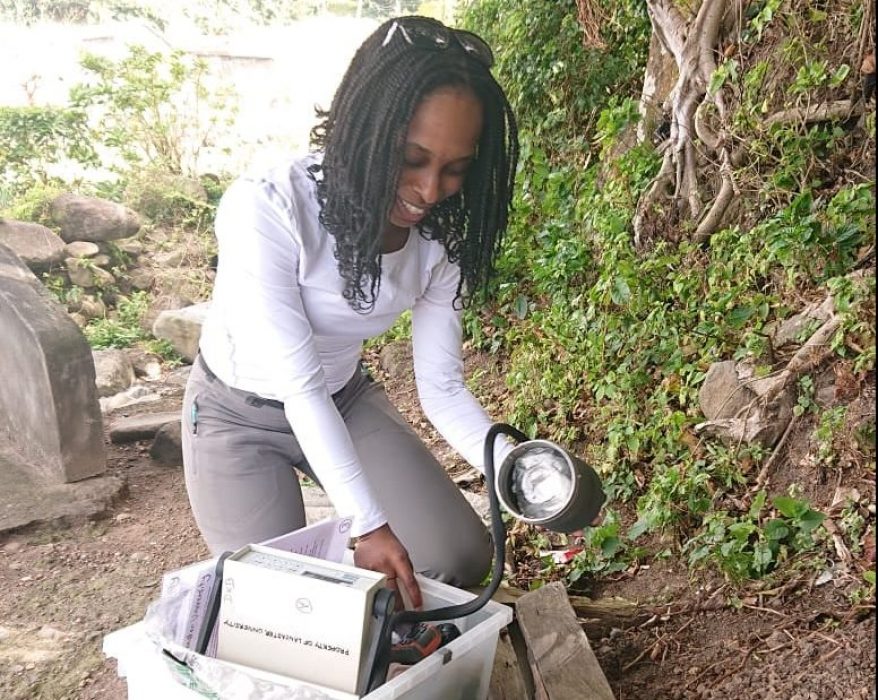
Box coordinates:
[309,16,519,312]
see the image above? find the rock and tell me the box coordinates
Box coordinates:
[91,266,116,288]
[75,295,107,321]
[0,242,106,483]
[92,253,112,268]
[152,302,210,362]
[379,341,412,379]
[65,241,100,258]
[69,312,88,328]
[50,193,141,243]
[99,385,161,413]
[149,421,183,466]
[154,249,185,268]
[65,257,96,287]
[699,360,755,420]
[109,412,181,444]
[115,238,144,256]
[140,293,195,337]
[125,348,163,380]
[92,349,136,398]
[0,220,67,271]
[127,267,155,291]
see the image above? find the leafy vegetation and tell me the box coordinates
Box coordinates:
[458,0,875,587]
[70,46,237,177]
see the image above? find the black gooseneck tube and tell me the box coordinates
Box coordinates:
[366,424,529,691]
[392,422,528,625]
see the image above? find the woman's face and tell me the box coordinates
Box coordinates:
[388,86,484,230]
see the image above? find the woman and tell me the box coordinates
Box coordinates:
[182,16,519,610]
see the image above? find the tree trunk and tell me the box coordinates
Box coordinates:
[634,0,743,248]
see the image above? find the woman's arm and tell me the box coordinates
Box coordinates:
[410,254,514,472]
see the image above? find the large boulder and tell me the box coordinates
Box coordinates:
[0,242,105,482]
[50,194,141,243]
[0,220,66,271]
[152,302,210,363]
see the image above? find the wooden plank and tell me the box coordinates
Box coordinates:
[489,627,530,700]
[515,581,615,700]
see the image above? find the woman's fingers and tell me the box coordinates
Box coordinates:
[354,523,422,610]
[396,563,422,610]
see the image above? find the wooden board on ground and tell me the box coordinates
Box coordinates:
[515,581,615,700]
[488,627,529,700]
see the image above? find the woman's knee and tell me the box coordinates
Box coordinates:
[416,522,493,588]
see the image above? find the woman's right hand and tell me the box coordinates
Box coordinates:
[354,523,422,610]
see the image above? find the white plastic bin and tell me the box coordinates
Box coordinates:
[104,574,512,700]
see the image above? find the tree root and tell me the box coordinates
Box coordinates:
[636,0,743,248]
[765,99,866,127]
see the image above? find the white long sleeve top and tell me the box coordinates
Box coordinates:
[199,155,512,537]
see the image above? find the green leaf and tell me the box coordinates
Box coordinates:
[796,509,825,532]
[727,305,753,328]
[764,519,790,542]
[514,294,529,320]
[627,518,649,540]
[611,276,631,305]
[773,495,807,518]
[864,570,876,585]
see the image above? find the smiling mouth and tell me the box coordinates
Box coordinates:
[398,197,428,218]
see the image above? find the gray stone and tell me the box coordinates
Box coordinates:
[379,341,412,379]
[92,253,112,268]
[152,302,210,362]
[699,360,755,421]
[65,241,100,258]
[0,242,105,483]
[65,257,95,287]
[154,249,185,268]
[50,193,141,243]
[99,385,161,414]
[92,348,136,398]
[128,267,155,291]
[0,445,123,533]
[463,490,491,525]
[140,293,194,337]
[109,411,181,444]
[302,485,337,525]
[115,238,144,256]
[149,421,182,466]
[75,295,107,321]
[0,220,66,271]
[91,265,116,288]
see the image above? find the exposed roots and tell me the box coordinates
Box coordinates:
[635,0,744,248]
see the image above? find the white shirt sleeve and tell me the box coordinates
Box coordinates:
[211,178,387,537]
[411,255,514,475]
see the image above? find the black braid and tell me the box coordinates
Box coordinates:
[309,16,519,312]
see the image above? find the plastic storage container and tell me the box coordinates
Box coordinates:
[103,574,512,700]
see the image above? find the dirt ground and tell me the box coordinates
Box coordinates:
[0,349,874,700]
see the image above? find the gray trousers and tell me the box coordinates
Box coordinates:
[181,356,492,587]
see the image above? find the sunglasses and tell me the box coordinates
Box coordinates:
[381,18,494,69]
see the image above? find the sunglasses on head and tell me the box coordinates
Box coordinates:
[381,17,494,69]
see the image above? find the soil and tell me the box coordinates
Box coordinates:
[0,347,874,700]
